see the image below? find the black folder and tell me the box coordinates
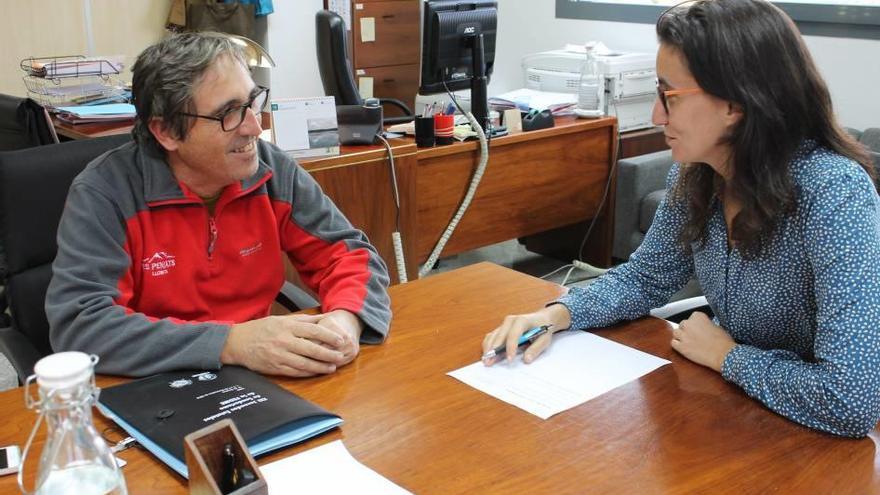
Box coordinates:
[97,366,342,477]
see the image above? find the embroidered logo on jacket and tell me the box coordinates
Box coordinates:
[142,251,177,277]
[239,242,263,257]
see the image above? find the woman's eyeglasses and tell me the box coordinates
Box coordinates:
[656,81,703,114]
[180,86,270,132]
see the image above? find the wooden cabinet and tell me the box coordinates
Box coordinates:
[326,0,421,117]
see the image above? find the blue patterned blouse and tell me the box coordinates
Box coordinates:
[557,142,880,437]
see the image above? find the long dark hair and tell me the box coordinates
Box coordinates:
[656,0,874,258]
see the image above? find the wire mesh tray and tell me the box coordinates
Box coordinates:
[21,55,123,80]
[20,55,127,106]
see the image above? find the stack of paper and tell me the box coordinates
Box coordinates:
[55,103,136,124]
[488,88,578,116]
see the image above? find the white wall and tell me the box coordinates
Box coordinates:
[267,0,326,98]
[267,0,879,129]
[491,0,880,130]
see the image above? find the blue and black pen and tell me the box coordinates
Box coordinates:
[482,324,553,361]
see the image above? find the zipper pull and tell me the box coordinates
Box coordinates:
[208,217,218,257]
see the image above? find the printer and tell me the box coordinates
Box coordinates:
[522,45,656,132]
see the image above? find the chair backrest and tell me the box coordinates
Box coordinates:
[315,10,364,107]
[0,134,132,379]
[847,127,880,190]
[0,94,58,151]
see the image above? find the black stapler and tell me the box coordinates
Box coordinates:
[521,108,554,132]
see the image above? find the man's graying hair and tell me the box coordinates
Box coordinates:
[131,32,248,152]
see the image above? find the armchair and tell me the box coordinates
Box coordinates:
[615,130,879,263]
[0,136,319,383]
[613,149,674,261]
[0,135,132,382]
[846,127,880,188]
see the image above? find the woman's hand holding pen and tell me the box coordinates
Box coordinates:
[481,304,572,366]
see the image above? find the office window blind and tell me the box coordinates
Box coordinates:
[556,0,880,38]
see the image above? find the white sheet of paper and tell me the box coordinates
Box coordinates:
[358,76,374,99]
[360,17,376,42]
[261,440,411,495]
[448,331,671,419]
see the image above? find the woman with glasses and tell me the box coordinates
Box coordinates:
[481,0,880,437]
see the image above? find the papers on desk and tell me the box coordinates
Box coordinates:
[261,440,411,495]
[488,88,578,116]
[448,331,670,419]
[55,103,136,124]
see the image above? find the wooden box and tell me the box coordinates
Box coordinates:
[183,419,268,495]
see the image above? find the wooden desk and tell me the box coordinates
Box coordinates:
[52,118,134,140]
[50,116,657,279]
[3,262,878,494]
[619,125,668,159]
[303,117,619,281]
[52,115,621,278]
[412,117,617,266]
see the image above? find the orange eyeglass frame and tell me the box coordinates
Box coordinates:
[656,85,704,113]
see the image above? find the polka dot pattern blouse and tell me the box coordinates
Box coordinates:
[557,142,880,437]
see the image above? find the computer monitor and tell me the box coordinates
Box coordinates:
[419,0,497,132]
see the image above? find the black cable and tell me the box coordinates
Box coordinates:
[442,77,491,145]
[376,134,401,232]
[576,102,622,265]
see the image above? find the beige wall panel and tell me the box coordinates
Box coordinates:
[1,0,170,98]
[1,0,88,97]
[90,0,171,84]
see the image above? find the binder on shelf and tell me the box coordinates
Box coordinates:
[97,366,342,478]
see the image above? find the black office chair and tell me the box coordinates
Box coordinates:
[0,135,132,382]
[0,135,318,383]
[315,10,415,126]
[0,94,58,151]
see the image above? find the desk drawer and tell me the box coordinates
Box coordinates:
[414,124,615,260]
[352,0,420,68]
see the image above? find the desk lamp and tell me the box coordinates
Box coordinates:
[226,34,276,69]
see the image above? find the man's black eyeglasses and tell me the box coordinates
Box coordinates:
[180,86,270,132]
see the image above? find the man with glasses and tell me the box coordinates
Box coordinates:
[47,32,392,378]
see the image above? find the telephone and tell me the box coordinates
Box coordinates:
[337,99,383,145]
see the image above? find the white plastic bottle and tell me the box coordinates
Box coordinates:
[575,44,604,118]
[19,352,127,495]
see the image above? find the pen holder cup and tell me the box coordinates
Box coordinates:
[414,116,435,148]
[433,114,455,145]
[184,419,267,495]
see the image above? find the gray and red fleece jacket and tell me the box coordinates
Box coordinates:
[46,139,391,376]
